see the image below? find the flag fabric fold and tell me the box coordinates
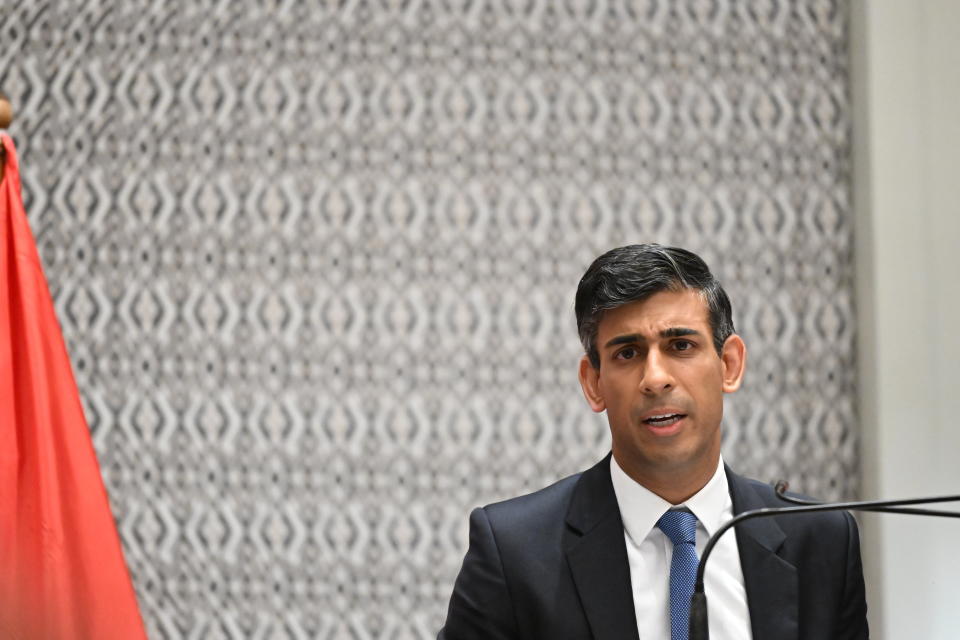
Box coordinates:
[0,133,147,639]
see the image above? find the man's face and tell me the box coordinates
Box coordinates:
[578,289,746,488]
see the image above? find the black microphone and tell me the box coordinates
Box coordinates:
[688,485,960,640]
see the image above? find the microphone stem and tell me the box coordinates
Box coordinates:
[689,492,960,640]
[696,493,960,590]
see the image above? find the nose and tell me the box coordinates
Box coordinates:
[640,348,675,395]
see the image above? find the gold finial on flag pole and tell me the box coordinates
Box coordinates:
[0,91,12,129]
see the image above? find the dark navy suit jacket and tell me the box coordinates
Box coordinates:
[439,454,868,639]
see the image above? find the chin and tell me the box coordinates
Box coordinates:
[632,442,709,472]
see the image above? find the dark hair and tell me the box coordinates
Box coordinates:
[575,244,735,368]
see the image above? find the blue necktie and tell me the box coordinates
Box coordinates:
[657,509,699,640]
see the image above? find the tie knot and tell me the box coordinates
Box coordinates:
[656,509,697,546]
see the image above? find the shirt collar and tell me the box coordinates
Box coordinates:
[609,454,730,545]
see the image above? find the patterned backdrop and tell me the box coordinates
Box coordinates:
[1,0,855,637]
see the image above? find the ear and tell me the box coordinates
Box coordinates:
[578,355,606,413]
[720,334,747,393]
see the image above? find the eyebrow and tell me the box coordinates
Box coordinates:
[603,327,702,349]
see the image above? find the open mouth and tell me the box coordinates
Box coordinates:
[642,413,686,427]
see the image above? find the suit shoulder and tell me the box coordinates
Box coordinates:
[481,470,582,531]
[735,473,819,506]
[733,472,858,533]
[736,474,791,502]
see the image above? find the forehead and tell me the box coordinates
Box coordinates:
[596,289,710,338]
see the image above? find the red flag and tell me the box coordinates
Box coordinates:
[0,133,147,639]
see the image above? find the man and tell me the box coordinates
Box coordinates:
[438,244,868,639]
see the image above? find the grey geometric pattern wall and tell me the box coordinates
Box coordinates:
[1,0,855,637]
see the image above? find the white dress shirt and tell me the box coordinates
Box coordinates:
[610,455,753,640]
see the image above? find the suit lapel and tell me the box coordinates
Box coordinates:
[726,468,799,640]
[565,455,640,640]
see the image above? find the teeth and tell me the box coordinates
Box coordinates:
[645,413,682,424]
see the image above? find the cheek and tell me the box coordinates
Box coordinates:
[685,370,723,409]
[600,377,632,409]
[695,377,726,416]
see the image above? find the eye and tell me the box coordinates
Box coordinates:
[673,340,695,352]
[615,347,638,360]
